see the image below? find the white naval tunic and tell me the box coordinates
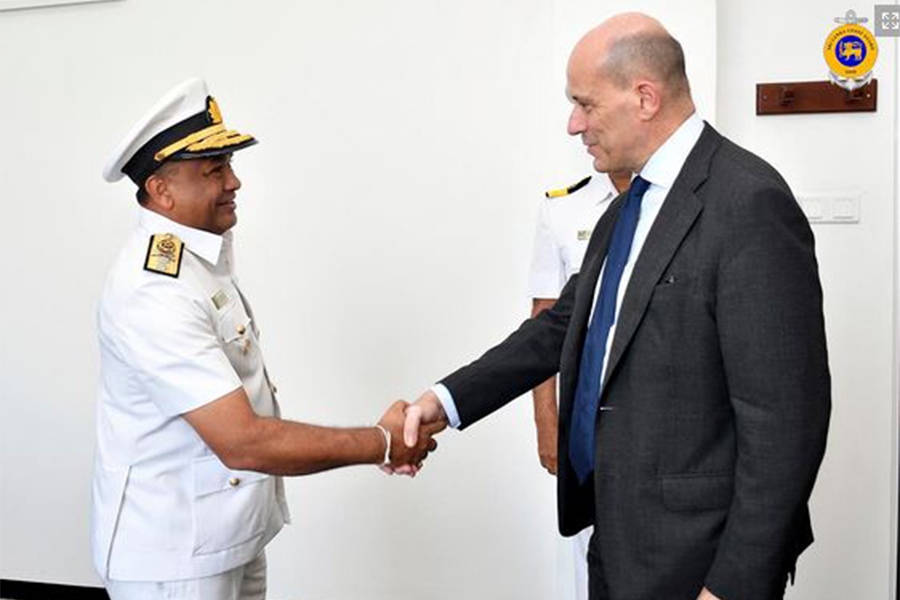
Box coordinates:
[92,208,289,583]
[527,174,619,299]
[527,174,618,600]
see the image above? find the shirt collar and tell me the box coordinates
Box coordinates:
[638,112,704,190]
[138,207,227,266]
[594,174,620,206]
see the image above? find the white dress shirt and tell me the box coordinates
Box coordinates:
[436,113,705,427]
[92,208,289,582]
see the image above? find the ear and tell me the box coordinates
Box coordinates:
[144,172,175,211]
[634,81,662,121]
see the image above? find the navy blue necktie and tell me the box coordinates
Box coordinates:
[569,176,651,484]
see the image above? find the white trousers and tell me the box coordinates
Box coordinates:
[105,551,267,600]
[558,526,592,600]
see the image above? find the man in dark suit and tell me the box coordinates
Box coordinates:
[401,12,831,600]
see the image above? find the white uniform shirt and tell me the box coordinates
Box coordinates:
[92,208,289,583]
[527,174,619,299]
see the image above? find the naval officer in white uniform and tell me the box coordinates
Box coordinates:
[528,171,630,600]
[93,78,443,600]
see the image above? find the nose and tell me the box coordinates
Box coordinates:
[224,164,242,191]
[567,105,585,136]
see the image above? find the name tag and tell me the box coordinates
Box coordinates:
[211,290,230,310]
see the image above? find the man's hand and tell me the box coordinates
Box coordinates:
[379,390,450,476]
[378,400,444,475]
[696,587,722,600]
[532,375,559,476]
[403,389,449,447]
[535,404,558,475]
[530,300,559,476]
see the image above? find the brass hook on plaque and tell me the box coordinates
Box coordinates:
[779,86,795,106]
[845,87,871,103]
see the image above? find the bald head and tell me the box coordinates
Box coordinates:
[574,13,691,102]
[565,13,696,173]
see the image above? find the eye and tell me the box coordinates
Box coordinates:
[206,163,227,176]
[569,96,590,111]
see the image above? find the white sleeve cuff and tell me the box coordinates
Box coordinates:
[431,383,461,429]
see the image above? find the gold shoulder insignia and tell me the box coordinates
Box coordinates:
[144,233,184,278]
[545,175,592,198]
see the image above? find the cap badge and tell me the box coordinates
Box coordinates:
[207,97,223,125]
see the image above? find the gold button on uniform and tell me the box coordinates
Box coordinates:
[236,324,246,335]
[229,477,240,487]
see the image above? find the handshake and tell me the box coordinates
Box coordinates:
[375,390,448,476]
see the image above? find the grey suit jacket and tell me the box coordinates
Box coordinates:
[441,123,831,600]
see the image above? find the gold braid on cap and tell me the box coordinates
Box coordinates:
[154,124,225,161]
[186,130,254,152]
[151,97,251,162]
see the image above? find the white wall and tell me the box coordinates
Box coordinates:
[717,2,898,599]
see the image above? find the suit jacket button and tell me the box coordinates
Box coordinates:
[229,477,241,487]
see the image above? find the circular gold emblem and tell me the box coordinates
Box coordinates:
[823,24,878,82]
[157,237,177,256]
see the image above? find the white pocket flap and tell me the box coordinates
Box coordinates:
[192,454,268,498]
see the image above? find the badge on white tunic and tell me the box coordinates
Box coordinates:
[143,233,184,278]
[212,290,230,310]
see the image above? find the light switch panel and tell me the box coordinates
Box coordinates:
[796,193,861,224]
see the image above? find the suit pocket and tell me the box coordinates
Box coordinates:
[660,473,733,512]
[191,455,272,556]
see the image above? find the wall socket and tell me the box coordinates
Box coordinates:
[796,193,861,224]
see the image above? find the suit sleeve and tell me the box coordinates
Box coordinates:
[440,271,579,429]
[704,183,831,600]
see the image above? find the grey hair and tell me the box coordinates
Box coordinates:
[601,31,690,99]
[136,160,182,206]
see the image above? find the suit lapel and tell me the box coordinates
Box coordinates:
[601,124,722,391]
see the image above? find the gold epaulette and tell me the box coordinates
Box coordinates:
[144,233,184,278]
[545,175,592,198]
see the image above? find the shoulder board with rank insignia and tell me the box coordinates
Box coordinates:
[144,233,184,278]
[545,175,592,198]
